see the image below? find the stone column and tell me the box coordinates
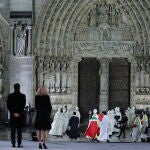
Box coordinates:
[10,56,34,106]
[128,58,136,107]
[10,26,14,55]
[27,26,32,55]
[0,64,3,96]
[71,57,82,108]
[99,58,110,112]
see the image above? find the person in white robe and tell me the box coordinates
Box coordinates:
[75,106,81,122]
[130,107,136,125]
[98,111,109,142]
[141,111,148,141]
[131,113,141,142]
[125,107,131,127]
[49,107,63,137]
[62,106,69,134]
[108,109,115,136]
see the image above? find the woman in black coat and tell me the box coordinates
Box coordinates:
[35,86,52,149]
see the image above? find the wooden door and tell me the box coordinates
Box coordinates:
[78,57,100,124]
[109,58,130,110]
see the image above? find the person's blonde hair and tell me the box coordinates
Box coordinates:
[36,86,48,95]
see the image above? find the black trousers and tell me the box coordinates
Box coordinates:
[118,125,126,137]
[11,126,22,146]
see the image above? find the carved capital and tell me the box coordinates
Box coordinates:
[73,57,82,63]
[99,57,111,64]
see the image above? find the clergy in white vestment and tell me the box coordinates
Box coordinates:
[62,106,69,134]
[98,111,109,142]
[49,107,63,136]
[131,113,141,142]
[75,106,81,122]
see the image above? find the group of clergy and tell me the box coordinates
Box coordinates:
[49,105,80,139]
[49,105,149,142]
[84,107,149,142]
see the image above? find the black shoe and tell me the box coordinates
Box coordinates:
[18,145,23,148]
[43,143,47,149]
[12,144,16,148]
[141,138,145,142]
[116,135,120,138]
[39,143,42,149]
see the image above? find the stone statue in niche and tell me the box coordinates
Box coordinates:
[88,7,97,27]
[0,64,3,94]
[144,73,149,87]
[44,61,51,92]
[103,29,108,40]
[105,28,112,41]
[38,59,44,86]
[99,27,104,40]
[44,71,50,93]
[0,45,3,61]
[61,61,68,92]
[140,63,146,87]
[145,63,150,73]
[110,4,118,25]
[49,59,56,93]
[97,2,109,24]
[116,9,122,25]
[66,61,71,93]
[14,22,28,56]
[55,60,61,92]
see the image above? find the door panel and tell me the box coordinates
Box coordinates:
[78,58,100,124]
[109,58,130,110]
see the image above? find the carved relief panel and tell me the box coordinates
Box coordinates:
[74,1,134,43]
[135,56,150,95]
[35,56,72,94]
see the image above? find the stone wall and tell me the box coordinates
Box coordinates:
[10,0,32,11]
[33,0,150,111]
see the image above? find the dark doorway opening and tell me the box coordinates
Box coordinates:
[78,57,100,130]
[109,58,130,110]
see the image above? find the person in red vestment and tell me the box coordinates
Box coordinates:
[84,109,100,140]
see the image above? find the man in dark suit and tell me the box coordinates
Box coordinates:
[7,83,26,148]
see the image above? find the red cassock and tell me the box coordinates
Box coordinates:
[84,114,99,139]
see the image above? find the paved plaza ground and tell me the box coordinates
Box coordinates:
[0,126,149,150]
[0,140,149,150]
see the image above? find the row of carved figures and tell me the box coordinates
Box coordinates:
[36,58,71,93]
[136,88,150,95]
[74,26,133,41]
[39,70,71,93]
[135,58,150,89]
[37,58,71,73]
[87,2,122,27]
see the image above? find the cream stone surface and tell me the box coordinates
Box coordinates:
[0,0,150,122]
